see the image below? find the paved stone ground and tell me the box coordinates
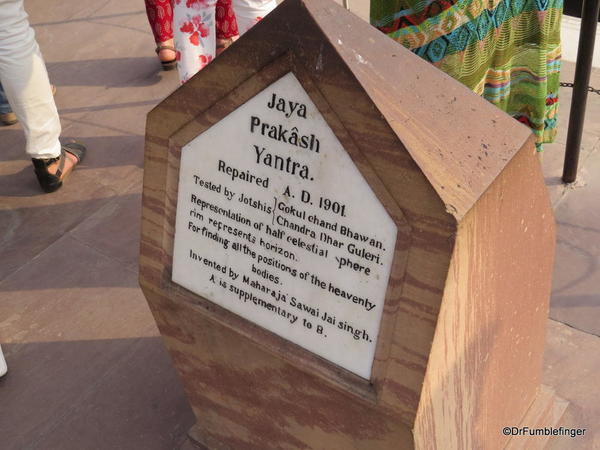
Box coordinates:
[0,1,599,448]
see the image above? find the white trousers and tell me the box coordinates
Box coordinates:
[174,0,277,83]
[0,0,61,159]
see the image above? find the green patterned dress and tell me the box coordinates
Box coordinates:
[371,0,562,149]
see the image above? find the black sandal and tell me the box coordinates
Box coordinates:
[156,45,177,71]
[32,142,86,193]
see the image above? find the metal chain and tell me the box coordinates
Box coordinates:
[560,81,600,95]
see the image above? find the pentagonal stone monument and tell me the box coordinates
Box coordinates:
[140,0,566,448]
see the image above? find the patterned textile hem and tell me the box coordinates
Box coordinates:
[371,0,563,149]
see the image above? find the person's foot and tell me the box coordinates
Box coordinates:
[0,112,17,126]
[157,40,176,61]
[46,150,78,176]
[32,142,86,193]
[216,35,239,55]
[156,39,177,70]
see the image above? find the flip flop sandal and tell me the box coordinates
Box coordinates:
[32,142,86,193]
[156,45,177,71]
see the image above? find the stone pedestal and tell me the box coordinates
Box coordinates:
[140,0,565,448]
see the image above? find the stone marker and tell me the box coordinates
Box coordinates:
[140,0,567,448]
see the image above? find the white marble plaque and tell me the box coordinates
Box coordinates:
[172,72,397,379]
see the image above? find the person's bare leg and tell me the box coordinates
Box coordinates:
[46,151,77,176]
[216,35,238,55]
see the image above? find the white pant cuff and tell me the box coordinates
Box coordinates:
[29,140,61,160]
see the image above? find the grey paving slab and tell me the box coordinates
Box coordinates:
[0,338,142,450]
[550,146,600,336]
[0,126,26,162]
[26,0,109,26]
[44,50,176,111]
[70,172,143,270]
[0,234,154,341]
[0,182,118,282]
[0,234,193,449]
[30,2,151,65]
[544,320,600,449]
[25,337,194,450]
[0,338,194,450]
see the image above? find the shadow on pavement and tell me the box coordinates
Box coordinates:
[0,337,194,450]
[47,57,164,88]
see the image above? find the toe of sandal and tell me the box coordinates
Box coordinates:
[63,142,86,163]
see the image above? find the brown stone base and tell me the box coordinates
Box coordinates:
[181,384,567,450]
[505,384,569,450]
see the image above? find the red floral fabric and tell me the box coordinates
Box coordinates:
[144,0,174,43]
[216,0,239,38]
[179,14,210,46]
[145,0,236,42]
[174,0,276,83]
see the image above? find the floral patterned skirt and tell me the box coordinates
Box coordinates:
[174,0,277,83]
